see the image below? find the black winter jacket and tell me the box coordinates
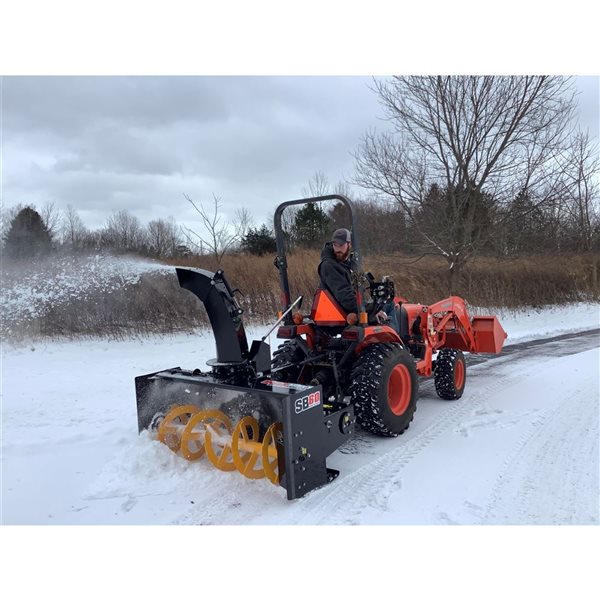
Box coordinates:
[317,242,358,314]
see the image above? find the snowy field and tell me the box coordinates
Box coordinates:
[2,261,599,600]
[2,301,599,526]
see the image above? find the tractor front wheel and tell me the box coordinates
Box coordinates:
[350,343,418,437]
[434,348,466,400]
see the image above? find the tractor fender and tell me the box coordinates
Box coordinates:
[355,325,403,354]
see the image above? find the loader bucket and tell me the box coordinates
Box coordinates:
[471,316,507,353]
[135,368,354,500]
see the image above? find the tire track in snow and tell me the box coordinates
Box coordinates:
[284,360,534,525]
[280,333,598,525]
[154,331,599,525]
[482,359,599,525]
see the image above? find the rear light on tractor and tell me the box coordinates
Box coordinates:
[277,326,297,339]
[342,327,364,342]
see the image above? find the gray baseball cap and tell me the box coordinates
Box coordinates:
[332,228,352,244]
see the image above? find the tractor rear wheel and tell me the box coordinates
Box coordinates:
[350,343,418,437]
[434,348,466,400]
[271,340,303,383]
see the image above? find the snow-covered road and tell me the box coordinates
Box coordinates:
[2,307,599,525]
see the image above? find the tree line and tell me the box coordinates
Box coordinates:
[1,202,187,260]
[3,177,597,264]
[2,76,598,281]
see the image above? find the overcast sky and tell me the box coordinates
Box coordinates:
[1,76,598,234]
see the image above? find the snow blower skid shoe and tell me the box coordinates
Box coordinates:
[135,267,354,500]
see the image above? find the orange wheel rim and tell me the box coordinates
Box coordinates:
[454,359,465,390]
[388,364,411,415]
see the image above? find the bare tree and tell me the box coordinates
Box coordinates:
[558,130,599,252]
[61,204,88,250]
[270,203,298,251]
[233,206,254,241]
[355,76,577,291]
[40,201,61,241]
[331,196,407,255]
[147,217,181,257]
[182,194,244,262]
[302,170,330,197]
[333,180,352,198]
[103,209,145,252]
[301,170,353,200]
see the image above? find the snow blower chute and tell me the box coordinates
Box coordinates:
[135,194,507,500]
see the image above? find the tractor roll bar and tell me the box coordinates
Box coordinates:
[273,194,362,312]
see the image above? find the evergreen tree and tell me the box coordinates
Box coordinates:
[3,207,53,259]
[292,203,330,248]
[241,224,277,255]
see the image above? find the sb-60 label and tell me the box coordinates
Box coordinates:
[294,391,321,414]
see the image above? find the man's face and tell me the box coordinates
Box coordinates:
[333,241,351,261]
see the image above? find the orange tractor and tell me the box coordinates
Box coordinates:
[135,195,507,499]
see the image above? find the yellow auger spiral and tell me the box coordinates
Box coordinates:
[156,406,282,484]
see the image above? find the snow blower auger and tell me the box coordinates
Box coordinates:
[135,194,507,500]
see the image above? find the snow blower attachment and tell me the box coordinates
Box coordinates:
[136,194,507,500]
[135,267,354,500]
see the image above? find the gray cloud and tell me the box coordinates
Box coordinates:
[575,76,599,137]
[3,76,389,229]
[2,76,597,232]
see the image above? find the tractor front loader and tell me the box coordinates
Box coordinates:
[135,195,507,500]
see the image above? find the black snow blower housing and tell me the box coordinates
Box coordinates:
[135,267,355,500]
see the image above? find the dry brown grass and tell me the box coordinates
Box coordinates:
[4,251,598,342]
[164,250,600,313]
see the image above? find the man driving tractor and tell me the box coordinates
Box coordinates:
[318,227,400,329]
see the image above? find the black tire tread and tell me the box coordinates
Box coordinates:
[434,348,466,400]
[270,340,302,383]
[349,343,418,437]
